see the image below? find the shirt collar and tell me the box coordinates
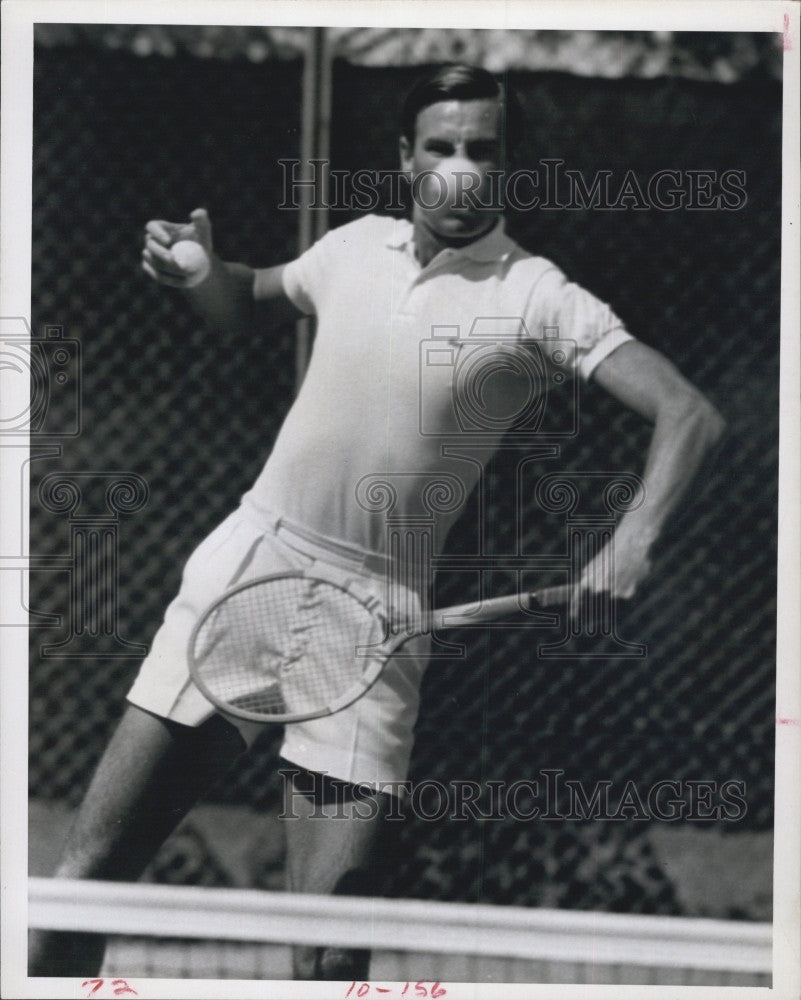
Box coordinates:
[385,216,513,263]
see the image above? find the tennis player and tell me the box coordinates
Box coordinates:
[29,64,724,980]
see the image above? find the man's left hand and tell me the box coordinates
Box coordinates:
[578,520,654,600]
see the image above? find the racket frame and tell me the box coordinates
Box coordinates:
[187,570,392,724]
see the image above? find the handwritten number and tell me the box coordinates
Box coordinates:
[343,983,444,999]
[80,979,138,998]
[112,980,138,997]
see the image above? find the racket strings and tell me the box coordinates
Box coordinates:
[191,577,385,719]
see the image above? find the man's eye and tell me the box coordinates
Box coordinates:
[469,143,499,160]
[424,142,453,156]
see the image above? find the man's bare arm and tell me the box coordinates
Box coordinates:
[141,208,303,333]
[183,260,303,332]
[585,339,726,597]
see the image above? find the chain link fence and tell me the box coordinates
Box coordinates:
[28,43,780,915]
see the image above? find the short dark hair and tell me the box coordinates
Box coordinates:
[401,63,522,154]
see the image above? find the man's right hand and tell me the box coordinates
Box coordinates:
[142,208,214,288]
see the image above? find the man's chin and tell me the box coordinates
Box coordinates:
[427,212,497,243]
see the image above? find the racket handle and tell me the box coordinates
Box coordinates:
[528,584,573,608]
[433,583,572,629]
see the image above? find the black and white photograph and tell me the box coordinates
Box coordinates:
[2,2,799,998]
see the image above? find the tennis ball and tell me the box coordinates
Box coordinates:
[171,240,211,287]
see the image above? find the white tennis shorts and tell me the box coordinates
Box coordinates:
[126,502,430,787]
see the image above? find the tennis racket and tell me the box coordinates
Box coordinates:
[188,570,572,724]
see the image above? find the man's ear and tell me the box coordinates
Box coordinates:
[399,135,413,175]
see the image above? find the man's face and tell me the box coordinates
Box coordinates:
[400,98,505,242]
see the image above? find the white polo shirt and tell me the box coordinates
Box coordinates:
[242,213,632,556]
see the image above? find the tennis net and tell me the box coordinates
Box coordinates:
[28,877,771,988]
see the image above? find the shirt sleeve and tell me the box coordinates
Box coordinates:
[525,265,634,381]
[281,216,372,316]
[281,238,326,316]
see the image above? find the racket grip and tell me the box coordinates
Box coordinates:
[527,584,573,608]
[434,584,572,629]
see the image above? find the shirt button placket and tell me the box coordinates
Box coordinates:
[398,263,425,315]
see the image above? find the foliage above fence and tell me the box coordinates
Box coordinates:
[33,25,783,81]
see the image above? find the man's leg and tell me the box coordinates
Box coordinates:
[281,767,399,980]
[28,703,245,976]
